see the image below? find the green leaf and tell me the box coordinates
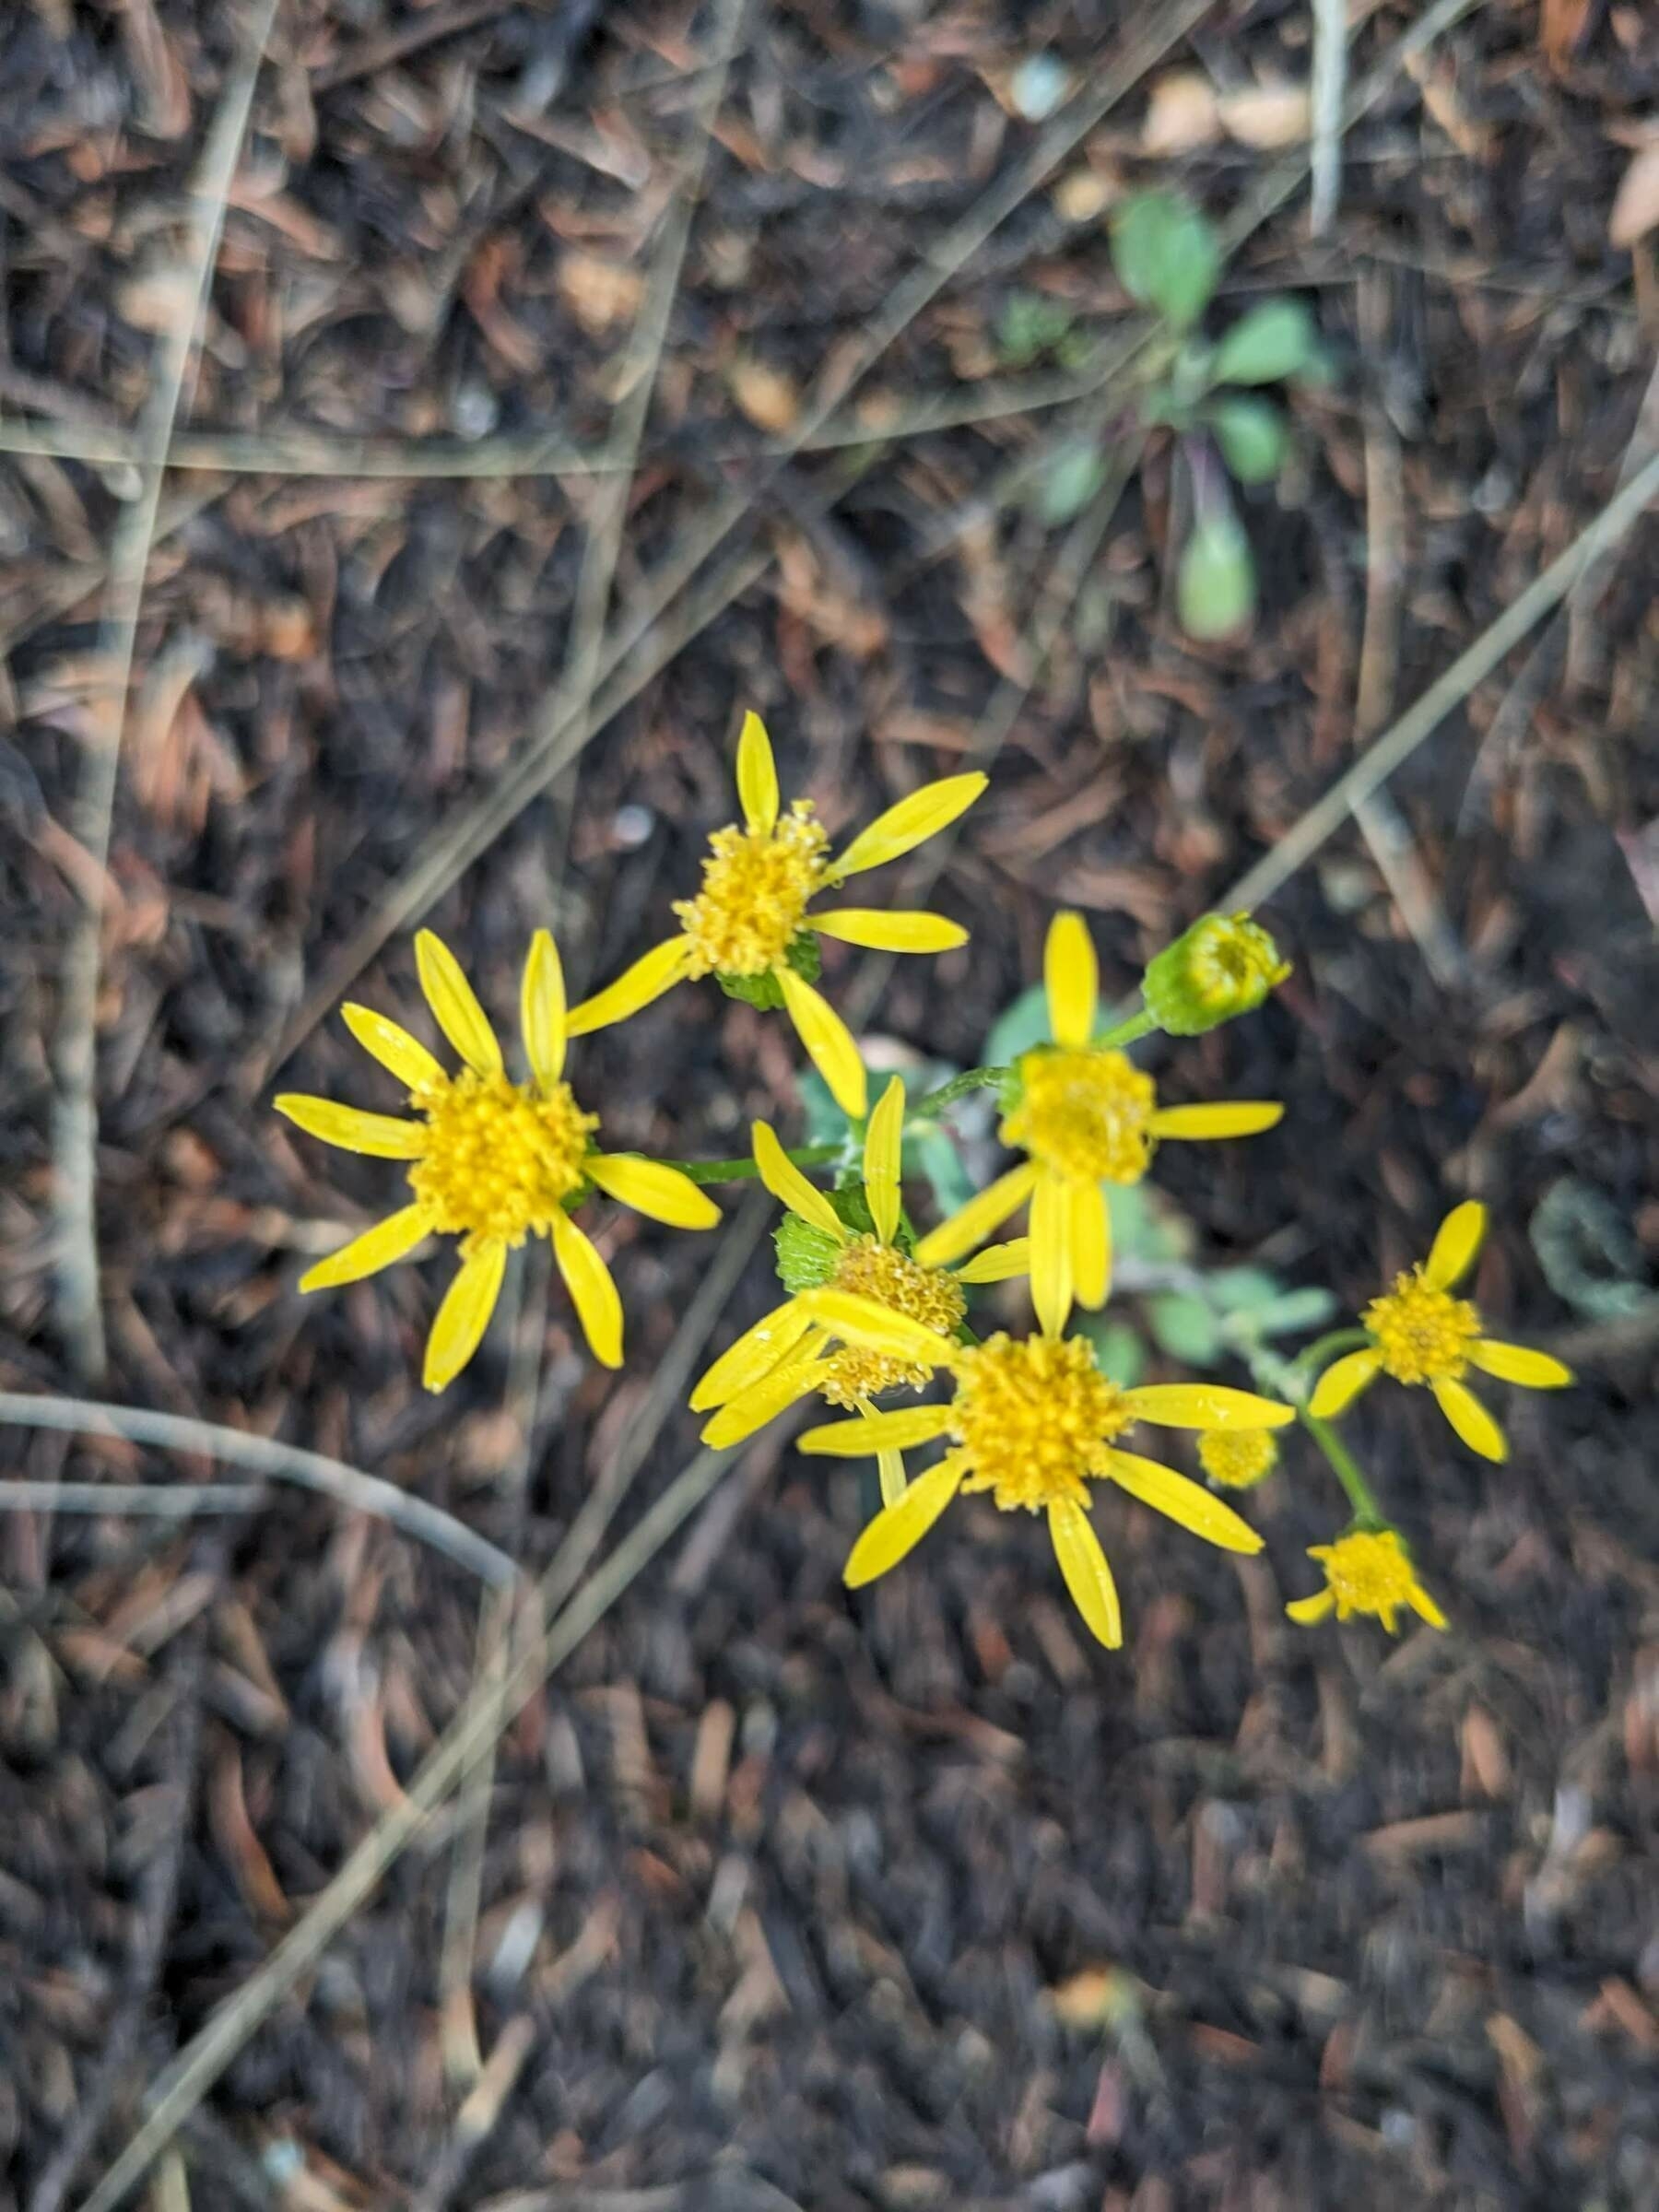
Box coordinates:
[996,290,1076,368]
[1207,395,1287,485]
[1206,1266,1284,1313]
[1529,1178,1655,1322]
[983,982,1051,1067]
[1107,1182,1194,1263]
[1250,1287,1339,1337]
[1079,1314,1146,1388]
[1033,438,1110,526]
[794,1068,851,1147]
[1211,299,1318,386]
[1110,191,1218,333]
[913,1126,975,1220]
[1177,509,1256,641]
[1147,1290,1224,1367]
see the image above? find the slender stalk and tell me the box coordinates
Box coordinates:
[1298,1407,1387,1532]
[657,1142,841,1185]
[1097,1006,1157,1050]
[1288,1325,1372,1378]
[912,1065,1009,1117]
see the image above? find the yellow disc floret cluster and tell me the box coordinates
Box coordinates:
[673,803,831,977]
[820,1236,967,1406]
[952,1334,1131,1512]
[1002,1048,1157,1185]
[407,1071,597,1245]
[1300,1530,1432,1633]
[1198,1428,1278,1490]
[1363,1268,1481,1385]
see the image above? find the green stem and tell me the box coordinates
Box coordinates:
[1287,1326,1372,1378]
[912,1065,1009,1117]
[1097,1006,1158,1050]
[657,1142,841,1186]
[1297,1407,1387,1532]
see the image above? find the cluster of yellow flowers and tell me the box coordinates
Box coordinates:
[277,715,1571,1653]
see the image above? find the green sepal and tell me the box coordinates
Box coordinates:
[716,928,822,1010]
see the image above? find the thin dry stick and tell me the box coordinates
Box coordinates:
[1310,0,1348,236]
[0,1392,521,1590]
[51,0,280,1382]
[1221,442,1659,914]
[76,1443,735,2212]
[0,1479,257,1515]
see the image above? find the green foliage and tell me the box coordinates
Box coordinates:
[997,290,1078,369]
[1206,394,1288,486]
[774,1213,842,1294]
[717,928,821,1010]
[1530,1179,1654,1321]
[1078,1312,1146,1387]
[983,982,1051,1068]
[1147,1289,1224,1366]
[1032,437,1111,525]
[1110,191,1218,332]
[1178,506,1256,640]
[794,1066,850,1147]
[1210,299,1319,385]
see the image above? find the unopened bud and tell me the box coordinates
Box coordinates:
[1142,912,1288,1036]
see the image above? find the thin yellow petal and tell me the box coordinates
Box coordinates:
[690,1299,813,1411]
[1286,1590,1335,1625]
[1123,1383,1295,1431]
[831,772,988,878]
[1307,1348,1382,1419]
[423,1239,507,1392]
[415,931,502,1076]
[1147,1101,1284,1141]
[1431,1375,1507,1463]
[795,1289,958,1369]
[275,1095,428,1159]
[1408,1582,1449,1630]
[299,1204,431,1292]
[1048,1499,1123,1649]
[520,927,567,1087]
[798,1405,952,1457]
[1106,1450,1265,1552]
[564,937,694,1037]
[1424,1199,1486,1291]
[912,1161,1039,1268]
[1071,1180,1110,1309]
[751,1120,847,1242]
[863,1075,905,1244]
[777,966,867,1121]
[341,1005,445,1093]
[808,909,968,952]
[877,1450,907,1509]
[586,1154,721,1230]
[952,1238,1030,1285]
[549,1209,623,1370]
[843,1454,967,1585]
[1030,1171,1074,1338]
[1468,1338,1572,1390]
[700,1349,825,1449]
[735,709,780,833]
[1044,911,1098,1051]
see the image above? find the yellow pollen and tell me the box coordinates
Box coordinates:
[951,1334,1130,1512]
[1364,1268,1480,1384]
[820,1236,966,1407]
[1002,1048,1156,1184]
[1308,1530,1420,1631]
[674,802,830,977]
[407,1071,596,1246]
[1186,916,1288,1010]
[1199,1429,1278,1490]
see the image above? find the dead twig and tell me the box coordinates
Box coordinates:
[1310,0,1348,237]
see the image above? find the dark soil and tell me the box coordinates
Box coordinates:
[3,5,1657,2210]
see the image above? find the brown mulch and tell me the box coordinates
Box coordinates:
[3,5,1658,2209]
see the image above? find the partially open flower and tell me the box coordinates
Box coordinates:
[1286,1527,1446,1635]
[1142,912,1290,1035]
[276,930,719,1389]
[564,712,985,1120]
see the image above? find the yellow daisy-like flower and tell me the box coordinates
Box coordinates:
[794,1300,1293,1649]
[275,930,720,1390]
[1286,1527,1447,1635]
[921,912,1283,1340]
[1306,1202,1573,1463]
[688,1075,1030,1505]
[563,712,986,1120]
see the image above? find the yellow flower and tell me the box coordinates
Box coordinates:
[688,1075,1030,1504]
[922,912,1283,1339]
[1286,1528,1446,1635]
[795,1301,1292,1649]
[564,712,986,1120]
[1306,1202,1573,1463]
[276,930,720,1390]
[1198,1427,1278,1490]
[1142,912,1290,1035]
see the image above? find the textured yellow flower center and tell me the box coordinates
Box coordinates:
[1198,1429,1278,1490]
[820,1236,966,1408]
[1002,1048,1156,1184]
[951,1334,1130,1512]
[1184,916,1288,1011]
[1310,1530,1418,1627]
[407,1072,597,1245]
[1364,1268,1480,1384]
[673,804,830,977]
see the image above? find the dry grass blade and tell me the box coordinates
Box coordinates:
[0,1391,522,1589]
[1310,0,1349,236]
[50,0,280,1382]
[0,1479,258,1515]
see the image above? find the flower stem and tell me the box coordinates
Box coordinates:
[659,1143,841,1186]
[1288,1326,1372,1377]
[1097,1006,1157,1050]
[912,1065,1010,1117]
[1246,1331,1387,1532]
[1297,1408,1387,1532]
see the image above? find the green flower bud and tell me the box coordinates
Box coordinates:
[716,928,822,1010]
[1142,912,1289,1036]
[773,1182,877,1294]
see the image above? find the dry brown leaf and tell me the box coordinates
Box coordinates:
[1610,143,1659,249]
[729,358,799,433]
[1052,168,1112,223]
[558,250,643,335]
[1218,83,1311,150]
[1141,71,1218,157]
[1540,0,1593,74]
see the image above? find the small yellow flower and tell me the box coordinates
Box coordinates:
[564,712,986,1120]
[1142,912,1290,1035]
[276,930,720,1390]
[1198,1427,1278,1490]
[923,912,1283,1339]
[795,1302,1293,1649]
[1286,1528,1446,1635]
[689,1076,1029,1504]
[1307,1203,1573,1463]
